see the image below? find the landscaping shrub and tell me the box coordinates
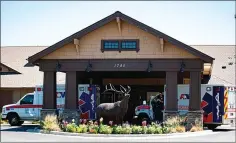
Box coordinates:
[147,126,156,134]
[155,126,163,134]
[190,118,203,132]
[99,124,113,134]
[88,124,99,134]
[66,123,77,133]
[0,113,7,125]
[79,124,88,133]
[53,116,200,135]
[113,125,122,134]
[41,114,61,132]
[162,126,170,134]
[142,126,148,134]
[121,126,132,134]
[175,125,186,133]
[164,116,180,128]
[132,125,142,134]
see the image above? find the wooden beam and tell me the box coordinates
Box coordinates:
[73,39,80,53]
[116,17,121,34]
[160,38,164,52]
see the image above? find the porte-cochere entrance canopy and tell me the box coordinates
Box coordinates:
[26,11,214,125]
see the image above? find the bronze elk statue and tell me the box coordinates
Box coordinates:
[96,83,131,125]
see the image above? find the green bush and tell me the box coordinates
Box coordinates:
[113,125,122,134]
[66,123,77,133]
[88,125,99,134]
[79,124,88,133]
[76,126,83,133]
[142,126,148,134]
[147,126,156,134]
[121,126,132,134]
[155,126,163,134]
[99,125,113,134]
[132,125,143,134]
[162,126,170,134]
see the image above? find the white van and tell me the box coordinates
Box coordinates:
[1,84,99,126]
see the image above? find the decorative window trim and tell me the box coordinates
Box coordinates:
[101,39,140,53]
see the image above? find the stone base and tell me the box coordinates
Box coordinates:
[187,111,203,131]
[40,109,58,121]
[60,109,80,125]
[163,110,179,121]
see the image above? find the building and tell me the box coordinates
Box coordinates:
[1,11,235,126]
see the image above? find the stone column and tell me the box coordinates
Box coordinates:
[41,71,58,120]
[164,71,179,121]
[187,71,203,130]
[61,71,80,124]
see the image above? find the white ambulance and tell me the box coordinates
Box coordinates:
[1,84,99,126]
[164,84,236,129]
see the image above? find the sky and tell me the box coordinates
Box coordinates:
[1,1,235,46]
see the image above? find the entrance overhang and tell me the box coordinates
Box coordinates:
[38,59,203,72]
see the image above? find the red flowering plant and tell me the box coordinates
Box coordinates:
[109,121,113,126]
[83,119,87,124]
[60,120,68,132]
[142,120,147,126]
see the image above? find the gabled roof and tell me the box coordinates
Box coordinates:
[28,11,214,64]
[0,62,21,75]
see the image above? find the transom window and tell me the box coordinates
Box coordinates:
[101,39,139,52]
[121,41,137,49]
[104,41,119,49]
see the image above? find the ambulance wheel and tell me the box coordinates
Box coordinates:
[8,113,21,126]
[207,124,218,130]
[137,114,150,125]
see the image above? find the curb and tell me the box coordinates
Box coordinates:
[35,130,213,137]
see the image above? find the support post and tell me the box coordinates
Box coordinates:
[61,71,80,124]
[164,71,179,121]
[40,71,57,120]
[187,71,203,131]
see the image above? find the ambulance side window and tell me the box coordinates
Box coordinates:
[20,94,34,105]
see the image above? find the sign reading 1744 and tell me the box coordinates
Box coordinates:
[114,64,126,68]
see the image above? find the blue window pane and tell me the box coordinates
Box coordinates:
[104,41,119,49]
[121,41,137,49]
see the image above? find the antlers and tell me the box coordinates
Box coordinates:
[102,83,131,96]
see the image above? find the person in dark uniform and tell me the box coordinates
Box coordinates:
[151,93,164,123]
[158,93,164,123]
[151,94,159,122]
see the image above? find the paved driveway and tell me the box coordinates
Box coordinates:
[1,125,235,142]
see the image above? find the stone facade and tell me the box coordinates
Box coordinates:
[163,111,179,121]
[60,109,80,125]
[40,109,58,120]
[186,110,203,131]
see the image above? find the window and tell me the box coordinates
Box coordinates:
[104,41,119,49]
[101,39,139,52]
[121,41,137,49]
[20,94,34,104]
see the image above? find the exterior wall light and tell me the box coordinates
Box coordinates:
[146,60,153,72]
[85,60,92,72]
[180,61,185,73]
[56,61,61,72]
